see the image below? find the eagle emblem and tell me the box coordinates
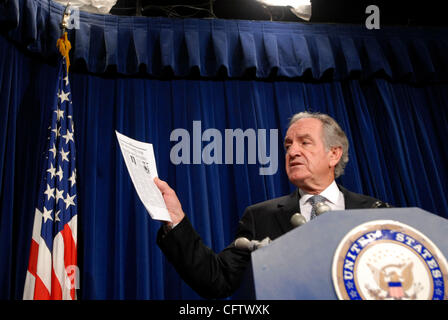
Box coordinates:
[332,220,448,300]
[367,262,415,299]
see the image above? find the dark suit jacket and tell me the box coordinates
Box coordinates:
[157,185,386,299]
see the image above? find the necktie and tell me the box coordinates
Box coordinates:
[309,195,327,220]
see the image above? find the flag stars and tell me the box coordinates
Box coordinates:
[52,126,61,138]
[55,166,64,181]
[54,210,61,222]
[62,130,74,144]
[58,90,70,103]
[68,170,76,188]
[60,148,70,162]
[68,116,75,132]
[44,184,55,201]
[47,163,56,179]
[55,188,65,204]
[42,206,53,223]
[64,193,76,210]
[55,108,65,122]
[49,144,57,159]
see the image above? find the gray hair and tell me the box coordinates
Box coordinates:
[288,112,349,178]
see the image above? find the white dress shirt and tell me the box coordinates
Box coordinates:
[298,181,345,221]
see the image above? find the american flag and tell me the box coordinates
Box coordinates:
[23,56,78,300]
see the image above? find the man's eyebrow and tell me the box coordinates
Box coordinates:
[284,133,313,143]
[298,133,313,140]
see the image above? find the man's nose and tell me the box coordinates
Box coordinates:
[287,142,302,157]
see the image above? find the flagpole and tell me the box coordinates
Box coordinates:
[57,2,72,73]
[60,2,71,34]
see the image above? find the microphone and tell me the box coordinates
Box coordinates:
[371,200,391,208]
[234,237,272,252]
[290,203,332,228]
[290,213,306,228]
[235,237,255,251]
[315,202,331,216]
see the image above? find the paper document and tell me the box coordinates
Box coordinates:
[115,131,171,222]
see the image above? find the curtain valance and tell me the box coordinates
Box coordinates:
[2,0,448,81]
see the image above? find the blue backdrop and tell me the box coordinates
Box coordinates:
[0,0,447,299]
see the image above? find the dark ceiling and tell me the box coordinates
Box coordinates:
[109,0,448,27]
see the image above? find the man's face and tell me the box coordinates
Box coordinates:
[284,118,340,193]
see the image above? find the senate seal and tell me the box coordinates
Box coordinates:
[332,220,448,300]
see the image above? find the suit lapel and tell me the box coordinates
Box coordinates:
[274,189,300,235]
[273,185,367,236]
[338,184,364,209]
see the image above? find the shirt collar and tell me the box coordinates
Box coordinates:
[298,180,340,205]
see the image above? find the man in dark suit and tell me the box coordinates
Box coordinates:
[154,111,389,299]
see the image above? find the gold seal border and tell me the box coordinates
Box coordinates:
[332,220,448,300]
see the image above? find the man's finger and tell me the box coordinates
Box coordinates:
[154,177,170,193]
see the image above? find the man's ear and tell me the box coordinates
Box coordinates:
[328,146,343,168]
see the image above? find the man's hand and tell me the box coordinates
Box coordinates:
[154,177,185,227]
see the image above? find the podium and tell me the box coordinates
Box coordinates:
[234,208,448,300]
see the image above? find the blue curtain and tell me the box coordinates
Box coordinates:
[2,0,448,81]
[1,0,448,300]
